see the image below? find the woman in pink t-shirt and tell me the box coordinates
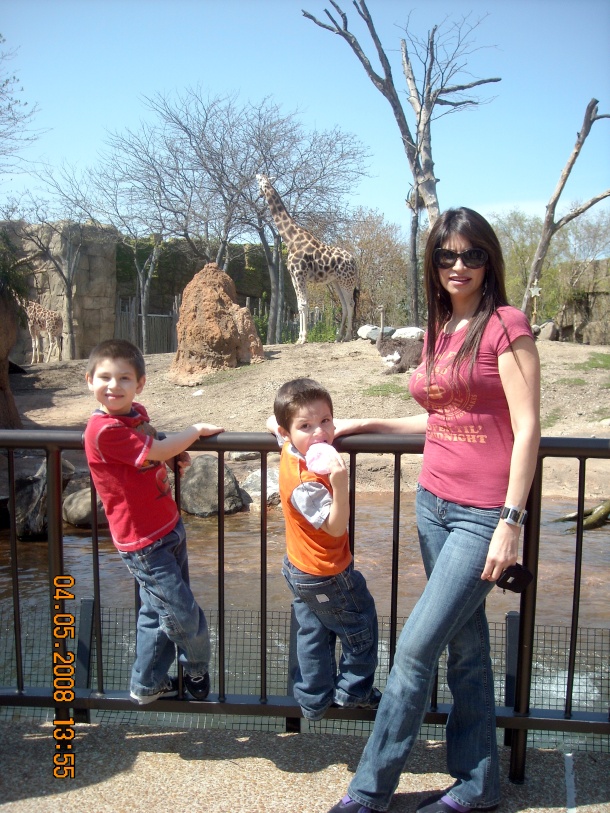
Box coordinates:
[327,208,540,813]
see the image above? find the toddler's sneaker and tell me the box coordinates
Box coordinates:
[184,671,211,701]
[334,687,382,710]
[130,676,178,705]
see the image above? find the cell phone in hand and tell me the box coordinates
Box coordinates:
[496,563,533,593]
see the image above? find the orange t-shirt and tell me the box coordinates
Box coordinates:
[279,442,351,577]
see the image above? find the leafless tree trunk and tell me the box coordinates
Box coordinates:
[406,189,424,326]
[303,1,501,227]
[521,99,610,317]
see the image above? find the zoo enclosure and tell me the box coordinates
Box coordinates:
[0,429,608,784]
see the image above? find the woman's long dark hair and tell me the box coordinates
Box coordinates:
[424,207,509,382]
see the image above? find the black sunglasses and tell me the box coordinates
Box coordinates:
[433,248,488,269]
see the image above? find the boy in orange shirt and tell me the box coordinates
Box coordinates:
[270,378,380,721]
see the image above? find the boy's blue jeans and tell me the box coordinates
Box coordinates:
[282,555,378,721]
[119,518,211,699]
[346,485,501,811]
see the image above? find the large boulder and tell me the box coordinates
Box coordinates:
[180,454,244,517]
[63,488,108,528]
[169,263,264,386]
[239,466,281,512]
[538,321,559,341]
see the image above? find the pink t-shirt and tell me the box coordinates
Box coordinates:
[84,402,179,551]
[408,306,534,508]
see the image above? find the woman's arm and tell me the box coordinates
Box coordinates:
[481,335,541,581]
[333,413,429,437]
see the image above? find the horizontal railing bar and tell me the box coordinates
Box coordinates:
[1,430,609,459]
[2,687,608,734]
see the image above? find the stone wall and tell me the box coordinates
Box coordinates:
[11,222,117,363]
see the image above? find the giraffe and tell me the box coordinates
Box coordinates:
[257,174,357,344]
[24,300,63,364]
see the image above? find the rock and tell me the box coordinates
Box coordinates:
[12,458,75,540]
[168,262,264,386]
[357,324,377,340]
[538,321,559,341]
[63,488,108,528]
[230,450,260,461]
[392,327,425,340]
[240,467,280,511]
[180,454,243,517]
[368,326,396,342]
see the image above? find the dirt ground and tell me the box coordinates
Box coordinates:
[9,337,610,501]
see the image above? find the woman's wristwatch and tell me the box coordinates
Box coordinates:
[500,505,528,526]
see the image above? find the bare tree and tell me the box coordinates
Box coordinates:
[521,98,610,316]
[303,1,500,223]
[0,34,42,174]
[303,1,500,325]
[142,90,251,267]
[88,126,178,353]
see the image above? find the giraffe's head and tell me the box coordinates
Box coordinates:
[256,174,271,196]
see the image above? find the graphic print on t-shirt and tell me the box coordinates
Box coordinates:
[414,350,488,445]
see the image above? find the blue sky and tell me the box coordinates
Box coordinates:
[3,0,610,232]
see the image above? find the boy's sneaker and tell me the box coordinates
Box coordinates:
[184,671,210,701]
[130,676,179,705]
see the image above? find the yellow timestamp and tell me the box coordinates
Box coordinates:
[52,574,76,779]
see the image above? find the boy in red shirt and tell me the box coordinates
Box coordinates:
[84,339,223,704]
[270,378,380,721]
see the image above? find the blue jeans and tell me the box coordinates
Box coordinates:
[119,518,210,698]
[347,485,501,811]
[282,556,378,720]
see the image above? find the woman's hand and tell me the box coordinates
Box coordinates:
[481,520,520,581]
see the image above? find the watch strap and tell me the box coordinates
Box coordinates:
[500,505,528,526]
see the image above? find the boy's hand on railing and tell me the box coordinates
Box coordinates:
[194,423,225,437]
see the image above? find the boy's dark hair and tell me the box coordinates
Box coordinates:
[274,378,333,431]
[86,339,146,380]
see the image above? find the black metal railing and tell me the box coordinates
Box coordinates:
[1,429,609,783]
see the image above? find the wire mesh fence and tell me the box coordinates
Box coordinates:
[1,604,607,752]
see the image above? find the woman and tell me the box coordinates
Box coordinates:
[328,208,540,813]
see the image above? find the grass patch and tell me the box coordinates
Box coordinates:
[575,352,610,371]
[593,406,610,421]
[541,408,562,431]
[556,377,587,387]
[363,381,411,399]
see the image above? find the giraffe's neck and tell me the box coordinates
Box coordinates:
[262,185,305,248]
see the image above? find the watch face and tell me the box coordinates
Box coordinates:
[501,506,526,525]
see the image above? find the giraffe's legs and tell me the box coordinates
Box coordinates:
[45,336,57,363]
[291,270,309,344]
[331,280,355,342]
[29,327,41,364]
